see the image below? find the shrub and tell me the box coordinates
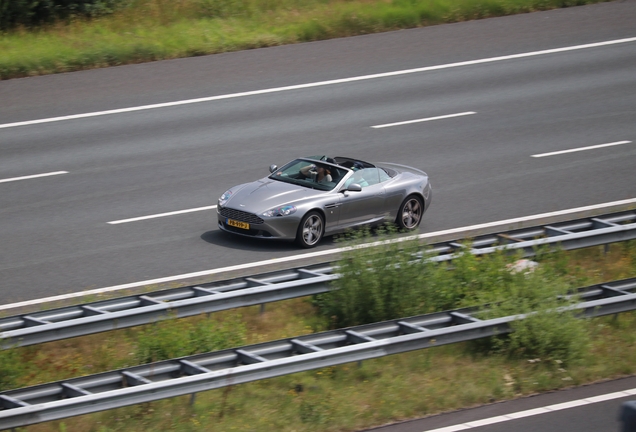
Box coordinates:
[317,231,591,364]
[315,229,434,328]
[0,0,127,31]
[467,257,591,365]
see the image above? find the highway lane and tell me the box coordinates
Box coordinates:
[1,1,636,304]
[365,375,636,432]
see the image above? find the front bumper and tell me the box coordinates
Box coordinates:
[217,207,299,240]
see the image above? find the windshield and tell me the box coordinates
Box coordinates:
[269,159,348,191]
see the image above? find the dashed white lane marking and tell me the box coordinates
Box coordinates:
[371,112,476,129]
[422,388,636,431]
[0,171,68,184]
[107,205,217,224]
[2,197,636,312]
[1,37,636,130]
[532,141,632,158]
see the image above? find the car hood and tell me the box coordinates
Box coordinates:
[224,178,323,212]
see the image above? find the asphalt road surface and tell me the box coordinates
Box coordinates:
[1,2,636,431]
[1,1,635,307]
[365,375,636,432]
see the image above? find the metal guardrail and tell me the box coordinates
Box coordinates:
[1,277,636,429]
[2,210,636,349]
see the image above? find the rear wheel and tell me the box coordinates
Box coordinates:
[296,211,324,248]
[397,196,424,230]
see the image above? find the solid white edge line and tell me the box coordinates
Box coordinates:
[0,171,68,184]
[1,37,636,130]
[504,407,550,419]
[423,389,636,432]
[107,205,217,224]
[532,141,632,158]
[1,197,636,312]
[371,112,476,128]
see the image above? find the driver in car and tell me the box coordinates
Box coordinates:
[300,163,332,183]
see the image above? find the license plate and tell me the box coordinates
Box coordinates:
[227,218,249,230]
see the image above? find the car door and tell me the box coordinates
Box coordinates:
[337,168,386,229]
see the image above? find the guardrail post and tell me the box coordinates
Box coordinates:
[619,400,636,431]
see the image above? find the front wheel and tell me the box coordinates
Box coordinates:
[296,211,324,248]
[397,196,424,230]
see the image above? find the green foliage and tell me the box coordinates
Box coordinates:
[197,0,250,18]
[0,0,127,30]
[298,391,334,425]
[425,246,522,311]
[133,313,246,364]
[0,0,612,79]
[317,231,592,364]
[469,263,591,365]
[315,229,434,327]
[0,345,26,390]
[621,239,636,270]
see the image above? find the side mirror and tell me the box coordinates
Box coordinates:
[346,183,362,192]
[269,164,278,173]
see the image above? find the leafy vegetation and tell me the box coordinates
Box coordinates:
[0,0,126,30]
[134,312,246,363]
[1,238,634,431]
[318,231,596,364]
[0,0,611,79]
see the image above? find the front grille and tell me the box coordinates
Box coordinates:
[219,207,264,224]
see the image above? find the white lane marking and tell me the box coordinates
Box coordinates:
[1,197,636,312]
[422,388,636,432]
[108,205,217,224]
[1,37,636,130]
[371,112,476,129]
[0,171,68,184]
[532,141,632,158]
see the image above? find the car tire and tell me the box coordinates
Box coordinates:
[397,195,424,230]
[296,211,324,248]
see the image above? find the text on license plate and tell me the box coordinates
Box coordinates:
[227,218,250,230]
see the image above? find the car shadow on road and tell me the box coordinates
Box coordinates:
[201,230,338,252]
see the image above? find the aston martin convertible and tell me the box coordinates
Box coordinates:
[217,156,432,248]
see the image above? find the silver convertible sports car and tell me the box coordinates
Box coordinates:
[217,156,432,248]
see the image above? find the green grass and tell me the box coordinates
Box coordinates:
[3,240,636,431]
[0,0,611,80]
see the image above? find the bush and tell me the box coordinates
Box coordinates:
[0,0,126,30]
[469,265,591,365]
[316,231,591,364]
[314,229,434,328]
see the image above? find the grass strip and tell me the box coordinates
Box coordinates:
[2,239,635,431]
[0,0,611,80]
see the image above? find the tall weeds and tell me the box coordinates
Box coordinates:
[318,231,593,364]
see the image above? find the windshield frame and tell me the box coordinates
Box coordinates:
[269,158,350,191]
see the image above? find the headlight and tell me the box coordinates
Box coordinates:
[262,205,297,217]
[218,190,233,207]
